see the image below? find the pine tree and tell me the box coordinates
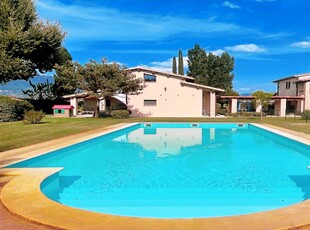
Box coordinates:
[172,56,177,74]
[178,50,184,75]
[187,44,235,91]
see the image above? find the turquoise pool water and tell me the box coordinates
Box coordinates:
[7,123,310,218]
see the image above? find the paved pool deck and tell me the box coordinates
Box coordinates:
[0,123,310,230]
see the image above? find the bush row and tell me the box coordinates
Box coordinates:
[231,112,264,117]
[0,96,33,122]
[110,110,130,119]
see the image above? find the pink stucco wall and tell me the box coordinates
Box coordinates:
[128,71,206,117]
[304,82,310,110]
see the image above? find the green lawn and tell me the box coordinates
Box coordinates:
[0,116,309,152]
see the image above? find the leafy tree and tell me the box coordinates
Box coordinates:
[187,44,235,91]
[22,53,75,100]
[0,0,67,84]
[55,60,144,118]
[252,90,273,120]
[223,88,239,96]
[187,44,208,84]
[178,50,184,75]
[172,56,177,74]
[52,61,78,98]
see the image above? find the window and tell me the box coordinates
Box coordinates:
[144,100,157,106]
[55,109,65,114]
[286,81,291,89]
[144,74,156,82]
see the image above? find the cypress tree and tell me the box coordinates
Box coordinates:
[178,50,184,75]
[172,56,177,74]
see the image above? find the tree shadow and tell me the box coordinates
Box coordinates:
[127,105,152,117]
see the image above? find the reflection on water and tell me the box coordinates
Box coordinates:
[112,127,237,158]
[130,128,202,157]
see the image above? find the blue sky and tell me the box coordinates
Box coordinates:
[2,0,310,95]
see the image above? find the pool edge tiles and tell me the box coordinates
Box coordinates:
[2,165,310,230]
[1,123,310,229]
[251,123,310,146]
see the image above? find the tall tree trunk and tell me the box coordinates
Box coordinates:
[93,99,100,118]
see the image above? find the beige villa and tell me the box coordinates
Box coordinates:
[64,66,224,118]
[127,67,224,117]
[272,73,310,115]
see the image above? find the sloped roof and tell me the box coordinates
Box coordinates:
[180,81,225,92]
[63,92,90,99]
[220,95,304,100]
[129,66,224,92]
[52,105,74,109]
[273,73,310,83]
[129,66,195,81]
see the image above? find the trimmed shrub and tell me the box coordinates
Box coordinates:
[0,96,33,122]
[230,112,265,118]
[253,112,261,117]
[231,113,238,117]
[23,110,45,124]
[301,110,310,120]
[217,108,230,116]
[239,111,254,117]
[110,110,130,119]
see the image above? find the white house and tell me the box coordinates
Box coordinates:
[127,67,224,117]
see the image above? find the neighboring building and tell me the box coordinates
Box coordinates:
[221,73,309,116]
[63,67,224,117]
[127,67,224,117]
[52,105,74,117]
[273,73,310,115]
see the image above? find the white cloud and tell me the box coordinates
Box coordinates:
[143,57,189,73]
[256,0,276,2]
[36,0,241,42]
[209,49,225,55]
[226,44,266,53]
[222,1,241,9]
[239,87,251,91]
[291,41,310,48]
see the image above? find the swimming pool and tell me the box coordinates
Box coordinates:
[7,123,310,218]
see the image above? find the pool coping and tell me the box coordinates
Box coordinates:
[1,123,310,230]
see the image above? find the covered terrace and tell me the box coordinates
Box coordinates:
[220,95,305,116]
